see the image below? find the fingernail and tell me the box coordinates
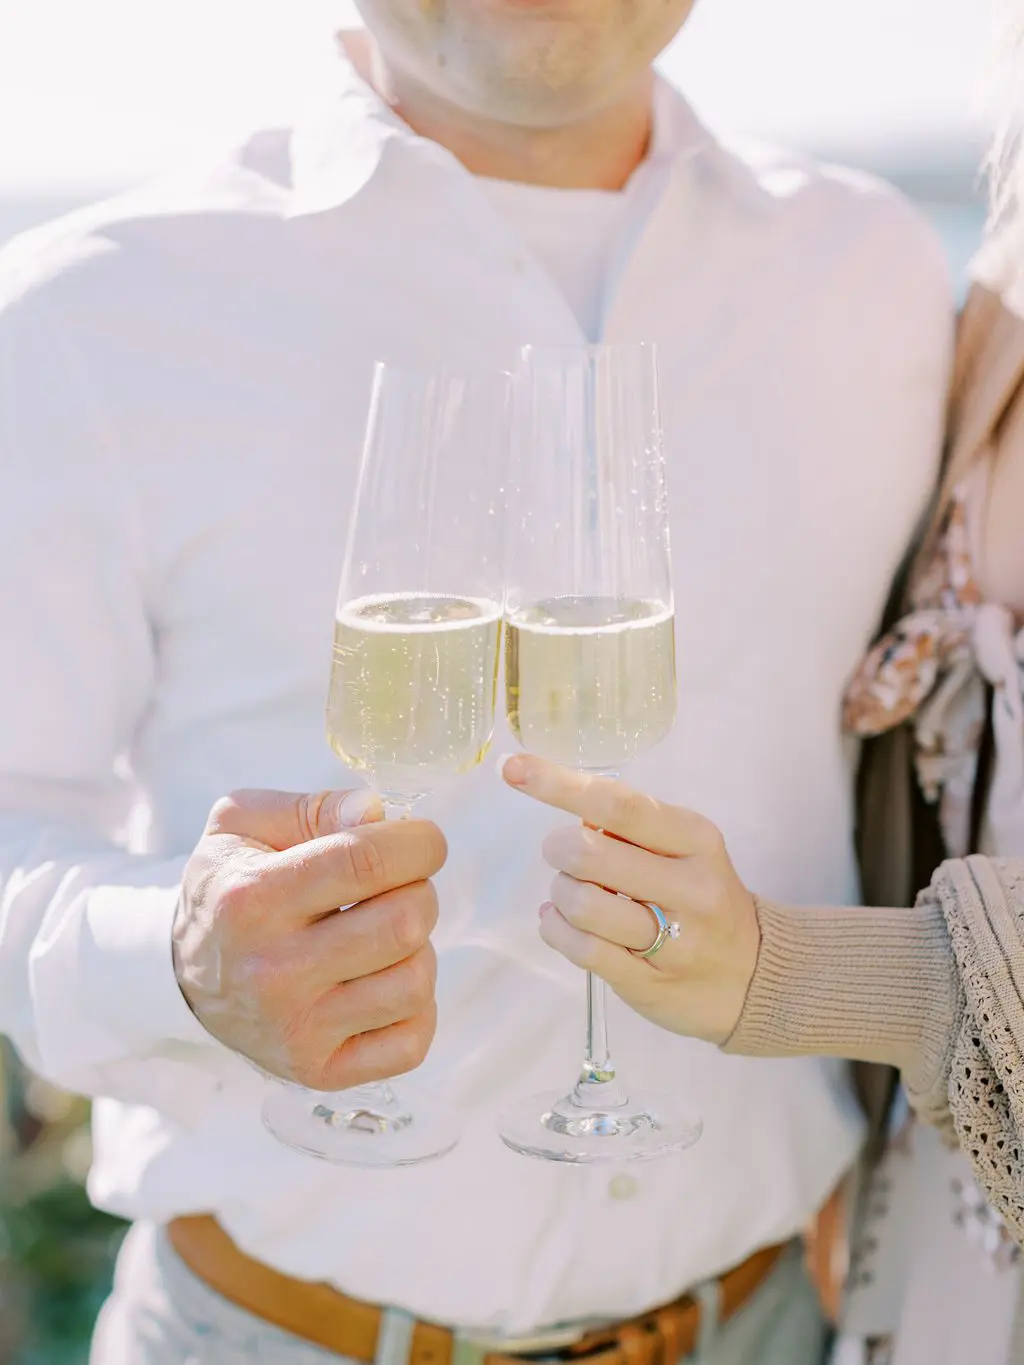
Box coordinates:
[497,752,530,786]
[329,788,383,829]
[538,901,555,919]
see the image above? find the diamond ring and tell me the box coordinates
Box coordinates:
[632,903,681,960]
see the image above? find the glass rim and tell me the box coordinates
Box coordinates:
[371,357,514,386]
[519,340,659,362]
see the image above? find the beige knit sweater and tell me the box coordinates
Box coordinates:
[728,858,1024,1242]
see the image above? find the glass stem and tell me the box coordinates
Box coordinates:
[574,973,627,1110]
[341,1081,398,1114]
[351,1080,396,1107]
[573,776,628,1112]
[583,972,612,1081]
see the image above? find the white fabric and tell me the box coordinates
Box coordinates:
[480,95,676,344]
[480,180,630,342]
[0,44,953,1335]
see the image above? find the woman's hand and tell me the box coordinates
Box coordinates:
[500,753,761,1046]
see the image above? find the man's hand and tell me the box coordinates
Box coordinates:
[172,787,447,1089]
[501,754,759,1046]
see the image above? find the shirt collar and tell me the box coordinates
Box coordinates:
[288,31,714,218]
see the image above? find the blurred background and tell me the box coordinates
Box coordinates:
[0,0,1007,1360]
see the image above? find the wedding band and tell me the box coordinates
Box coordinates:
[633,903,680,960]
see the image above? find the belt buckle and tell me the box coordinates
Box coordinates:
[454,1323,588,1364]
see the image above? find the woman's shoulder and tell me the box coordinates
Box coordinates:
[947,251,1024,483]
[954,276,1023,399]
[970,218,1024,322]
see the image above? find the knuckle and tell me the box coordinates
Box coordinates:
[216,874,259,926]
[207,794,236,826]
[338,831,387,892]
[693,816,725,857]
[554,873,591,921]
[295,791,325,843]
[207,792,247,834]
[416,880,441,934]
[691,860,727,911]
[549,870,571,906]
[570,831,603,880]
[419,821,448,875]
[403,946,438,1012]
[387,894,431,959]
[540,830,560,868]
[609,785,646,828]
[575,936,603,973]
[395,1009,437,1074]
[209,788,273,836]
[542,826,591,877]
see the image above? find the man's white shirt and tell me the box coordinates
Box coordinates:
[0,48,952,1334]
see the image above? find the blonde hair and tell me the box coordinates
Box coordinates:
[974,6,1024,302]
[986,8,1022,235]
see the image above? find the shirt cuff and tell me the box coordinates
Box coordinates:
[81,867,215,1053]
[724,895,960,1097]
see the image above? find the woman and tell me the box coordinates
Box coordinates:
[501,27,1024,1363]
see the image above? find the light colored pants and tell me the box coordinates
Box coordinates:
[90,1224,826,1365]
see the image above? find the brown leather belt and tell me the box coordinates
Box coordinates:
[167,1216,786,1365]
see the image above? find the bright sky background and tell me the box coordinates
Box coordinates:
[0,0,1007,193]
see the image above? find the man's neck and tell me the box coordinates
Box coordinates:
[347,33,653,191]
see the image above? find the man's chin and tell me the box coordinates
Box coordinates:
[436,34,624,127]
[451,75,621,131]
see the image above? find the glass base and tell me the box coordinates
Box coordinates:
[499,1086,702,1164]
[261,1081,460,1168]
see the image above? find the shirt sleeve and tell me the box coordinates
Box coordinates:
[723,893,962,1104]
[0,251,223,1112]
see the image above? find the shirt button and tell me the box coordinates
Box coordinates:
[608,1173,638,1200]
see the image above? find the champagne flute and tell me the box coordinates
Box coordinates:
[498,343,703,1164]
[262,360,508,1166]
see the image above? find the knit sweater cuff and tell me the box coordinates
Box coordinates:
[724,896,960,1096]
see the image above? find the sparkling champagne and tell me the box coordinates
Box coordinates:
[327,593,502,799]
[506,596,676,771]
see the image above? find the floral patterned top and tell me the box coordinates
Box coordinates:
[843,461,1024,863]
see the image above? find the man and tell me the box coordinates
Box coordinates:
[0,4,953,1363]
